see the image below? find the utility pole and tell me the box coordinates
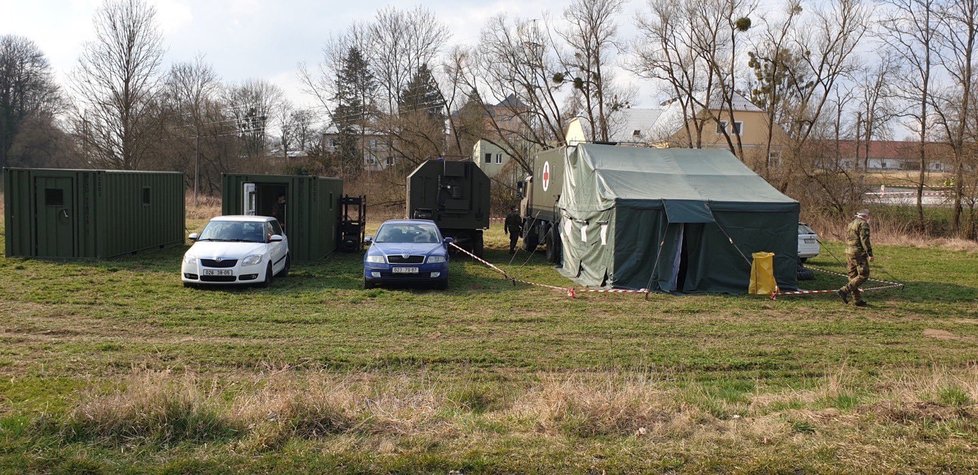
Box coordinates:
[194,132,200,206]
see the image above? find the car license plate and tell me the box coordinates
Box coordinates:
[202,269,233,276]
[392,267,419,274]
[805,239,816,244]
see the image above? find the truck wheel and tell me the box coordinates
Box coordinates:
[523,224,539,252]
[473,232,485,258]
[545,227,562,264]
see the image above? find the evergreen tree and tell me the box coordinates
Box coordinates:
[399,64,444,123]
[332,46,376,176]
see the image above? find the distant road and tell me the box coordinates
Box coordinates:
[865,186,952,207]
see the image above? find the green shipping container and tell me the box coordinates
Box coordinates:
[3,168,185,259]
[221,174,343,263]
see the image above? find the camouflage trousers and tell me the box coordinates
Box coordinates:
[842,254,870,302]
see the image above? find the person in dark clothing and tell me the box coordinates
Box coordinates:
[838,209,873,306]
[504,206,523,254]
[271,194,287,232]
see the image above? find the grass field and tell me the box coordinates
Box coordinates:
[2,212,978,473]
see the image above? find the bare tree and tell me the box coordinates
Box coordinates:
[633,0,756,158]
[72,0,164,170]
[932,0,978,237]
[369,6,449,114]
[222,79,285,158]
[166,56,219,201]
[448,15,575,174]
[880,0,940,226]
[558,0,627,141]
[854,52,899,171]
[747,0,804,177]
[0,35,63,169]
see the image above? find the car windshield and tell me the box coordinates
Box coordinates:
[375,223,440,243]
[198,221,267,243]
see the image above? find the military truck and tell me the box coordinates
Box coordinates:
[406,159,490,256]
[517,147,565,263]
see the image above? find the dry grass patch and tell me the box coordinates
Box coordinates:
[64,371,236,444]
[511,373,677,438]
[185,193,221,221]
[923,328,958,340]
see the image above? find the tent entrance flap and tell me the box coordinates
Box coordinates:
[662,200,715,223]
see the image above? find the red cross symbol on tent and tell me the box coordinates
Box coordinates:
[542,161,551,191]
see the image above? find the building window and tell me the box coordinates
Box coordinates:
[632,129,641,137]
[141,187,151,206]
[495,154,503,164]
[484,153,492,163]
[386,157,394,166]
[717,120,743,135]
[768,150,781,166]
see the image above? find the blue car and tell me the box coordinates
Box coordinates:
[363,219,452,289]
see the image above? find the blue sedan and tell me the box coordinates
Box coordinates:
[364,219,452,289]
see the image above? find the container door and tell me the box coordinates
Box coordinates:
[34,176,75,257]
[243,183,256,215]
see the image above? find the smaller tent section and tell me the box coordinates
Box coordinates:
[557,144,799,294]
[4,168,185,259]
[222,174,343,263]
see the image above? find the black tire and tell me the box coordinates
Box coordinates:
[434,279,448,290]
[523,224,539,252]
[545,226,562,264]
[473,232,485,258]
[279,254,290,277]
[363,279,376,289]
[799,257,808,264]
[260,262,273,288]
[183,281,194,288]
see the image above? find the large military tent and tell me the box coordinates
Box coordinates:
[556,144,799,293]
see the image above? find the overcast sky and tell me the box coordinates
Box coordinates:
[1,0,662,110]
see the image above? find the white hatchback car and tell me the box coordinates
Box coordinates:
[181,215,289,287]
[798,222,820,263]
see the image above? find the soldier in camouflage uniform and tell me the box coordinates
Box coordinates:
[838,209,874,307]
[504,207,522,254]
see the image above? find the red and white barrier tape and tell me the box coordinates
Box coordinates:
[771,264,904,300]
[448,242,649,298]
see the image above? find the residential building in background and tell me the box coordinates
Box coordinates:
[832,140,952,172]
[608,94,789,170]
[321,127,396,171]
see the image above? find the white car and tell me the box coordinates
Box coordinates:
[798,223,820,263]
[181,215,289,287]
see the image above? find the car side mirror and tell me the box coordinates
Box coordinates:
[443,237,455,244]
[188,233,199,241]
[364,236,373,244]
[269,234,284,242]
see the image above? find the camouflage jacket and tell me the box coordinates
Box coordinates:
[845,218,873,258]
[504,212,522,233]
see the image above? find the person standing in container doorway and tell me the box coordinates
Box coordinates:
[504,206,522,254]
[838,209,873,307]
[272,193,287,232]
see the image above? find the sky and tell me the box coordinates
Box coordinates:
[0,0,656,111]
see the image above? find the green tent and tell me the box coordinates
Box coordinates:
[556,144,799,293]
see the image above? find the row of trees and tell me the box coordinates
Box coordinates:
[634,0,978,237]
[2,0,977,236]
[1,0,320,198]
